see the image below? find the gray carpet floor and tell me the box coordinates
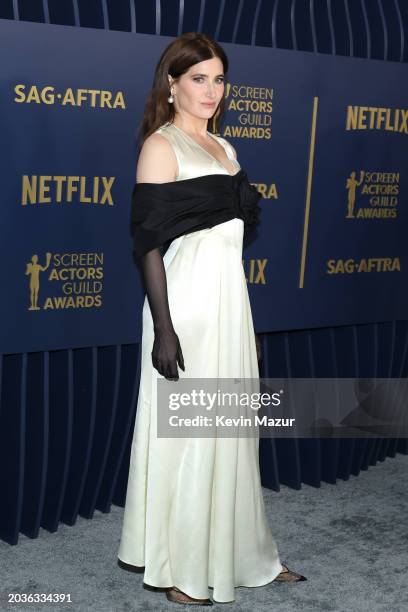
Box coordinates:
[1,453,407,612]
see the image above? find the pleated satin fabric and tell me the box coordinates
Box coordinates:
[117,121,283,603]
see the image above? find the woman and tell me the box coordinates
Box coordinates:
[117,32,306,606]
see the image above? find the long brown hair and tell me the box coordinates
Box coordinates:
[138,32,229,146]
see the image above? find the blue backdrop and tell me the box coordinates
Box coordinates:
[1,19,407,354]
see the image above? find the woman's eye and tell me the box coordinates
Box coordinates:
[192,77,224,84]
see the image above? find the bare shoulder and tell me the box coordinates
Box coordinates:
[136,132,178,183]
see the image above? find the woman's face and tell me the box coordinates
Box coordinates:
[169,56,225,120]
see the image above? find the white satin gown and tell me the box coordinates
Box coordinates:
[117,121,283,603]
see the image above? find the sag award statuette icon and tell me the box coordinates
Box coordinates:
[25,252,52,310]
[346,170,365,218]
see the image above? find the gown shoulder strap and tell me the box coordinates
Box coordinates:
[211,133,237,161]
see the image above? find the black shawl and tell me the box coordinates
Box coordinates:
[130,169,262,257]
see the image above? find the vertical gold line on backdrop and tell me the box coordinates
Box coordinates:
[299,96,318,289]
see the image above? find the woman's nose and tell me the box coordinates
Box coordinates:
[205,85,216,98]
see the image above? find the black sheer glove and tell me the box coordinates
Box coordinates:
[255,333,262,362]
[140,248,185,380]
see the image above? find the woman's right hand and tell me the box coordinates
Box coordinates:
[152,328,185,380]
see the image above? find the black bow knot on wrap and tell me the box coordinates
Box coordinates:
[230,169,262,233]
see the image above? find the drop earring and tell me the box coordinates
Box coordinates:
[168,89,174,103]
